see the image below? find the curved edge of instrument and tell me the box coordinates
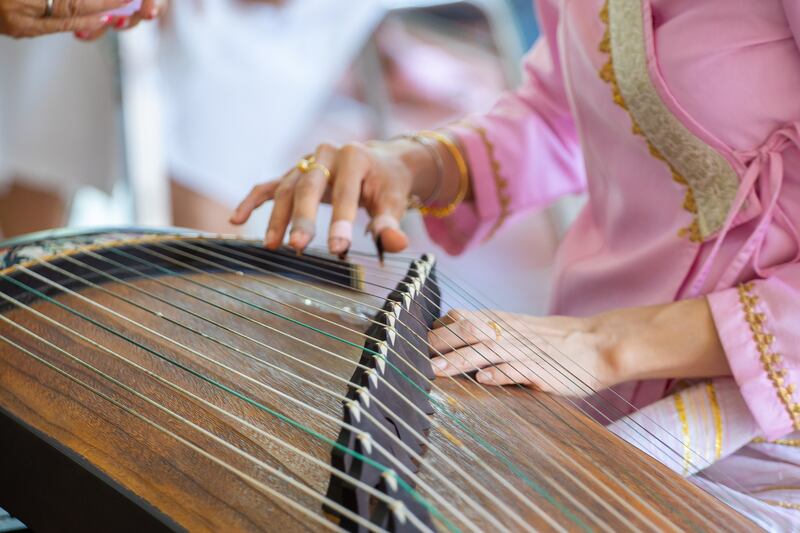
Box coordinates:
[0,405,181,532]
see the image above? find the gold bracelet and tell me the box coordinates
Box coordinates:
[415,130,470,218]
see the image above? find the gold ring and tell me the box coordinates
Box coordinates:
[296,156,331,179]
[487,320,502,342]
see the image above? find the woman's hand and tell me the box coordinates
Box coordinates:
[73,0,164,41]
[0,0,145,37]
[231,136,465,255]
[230,138,468,255]
[428,298,731,395]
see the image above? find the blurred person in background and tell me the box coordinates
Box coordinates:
[160,0,382,234]
[0,0,162,238]
[232,1,800,528]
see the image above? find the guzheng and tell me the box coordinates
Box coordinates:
[0,228,753,532]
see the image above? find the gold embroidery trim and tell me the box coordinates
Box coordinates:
[752,437,800,447]
[763,499,800,511]
[705,381,723,460]
[673,391,692,476]
[463,123,511,241]
[739,282,800,430]
[598,1,701,242]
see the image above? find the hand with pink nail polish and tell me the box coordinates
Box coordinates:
[231,136,469,257]
[0,0,145,37]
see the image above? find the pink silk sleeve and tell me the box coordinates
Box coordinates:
[423,0,586,255]
[708,263,800,441]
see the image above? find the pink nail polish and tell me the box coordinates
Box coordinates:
[75,30,89,39]
[100,15,111,24]
[115,16,128,28]
[148,6,159,18]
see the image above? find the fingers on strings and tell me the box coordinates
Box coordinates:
[428,309,542,388]
[230,141,408,256]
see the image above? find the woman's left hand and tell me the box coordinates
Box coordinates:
[428,298,732,395]
[428,310,619,395]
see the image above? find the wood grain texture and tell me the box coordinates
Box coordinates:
[0,238,754,532]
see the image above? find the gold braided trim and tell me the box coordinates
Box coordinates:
[705,381,723,460]
[752,485,800,494]
[739,282,800,430]
[673,391,692,476]
[752,437,800,447]
[461,123,511,241]
[763,499,800,511]
[598,1,701,242]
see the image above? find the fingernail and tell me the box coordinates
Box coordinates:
[115,16,128,28]
[265,229,277,247]
[75,31,89,39]
[477,370,492,382]
[432,358,448,371]
[148,6,159,18]
[100,15,111,24]
[289,230,310,249]
[329,237,350,255]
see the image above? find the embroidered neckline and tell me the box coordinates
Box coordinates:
[598,1,701,242]
[739,283,800,431]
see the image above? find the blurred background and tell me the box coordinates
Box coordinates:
[0,0,586,322]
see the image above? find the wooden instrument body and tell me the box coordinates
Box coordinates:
[0,230,752,532]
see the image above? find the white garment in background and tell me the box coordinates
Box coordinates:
[159,0,383,207]
[0,35,122,197]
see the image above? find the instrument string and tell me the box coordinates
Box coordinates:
[33,258,529,533]
[0,330,353,533]
[157,240,672,531]
[66,247,623,532]
[0,272,461,533]
[0,294,435,533]
[337,248,762,525]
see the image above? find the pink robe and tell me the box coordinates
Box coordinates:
[425,0,800,527]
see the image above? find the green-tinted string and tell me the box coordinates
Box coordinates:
[109,245,589,531]
[0,274,459,533]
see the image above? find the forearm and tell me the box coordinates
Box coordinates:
[596,298,731,386]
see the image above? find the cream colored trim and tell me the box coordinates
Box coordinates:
[606,0,740,240]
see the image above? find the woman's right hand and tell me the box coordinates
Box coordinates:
[231,138,445,256]
[0,0,135,38]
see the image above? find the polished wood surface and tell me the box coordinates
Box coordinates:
[0,238,754,532]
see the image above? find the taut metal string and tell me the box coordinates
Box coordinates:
[0,272,460,533]
[32,258,529,533]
